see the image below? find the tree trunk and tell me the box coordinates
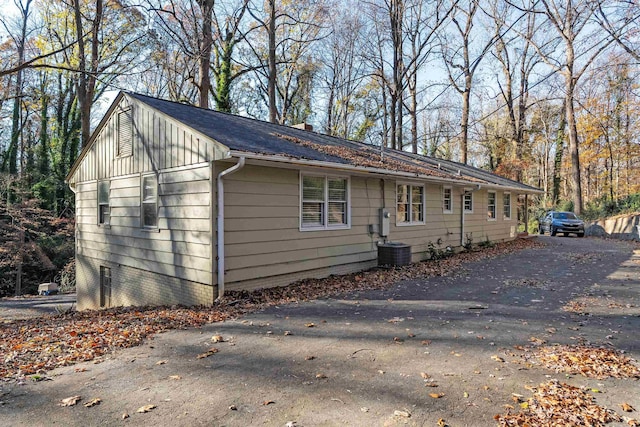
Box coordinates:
[267,0,277,123]
[552,103,566,205]
[565,81,583,214]
[197,0,214,109]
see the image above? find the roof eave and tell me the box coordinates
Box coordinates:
[228,150,481,186]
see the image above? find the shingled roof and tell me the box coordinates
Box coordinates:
[116,93,541,192]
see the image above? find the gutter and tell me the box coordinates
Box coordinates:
[461,184,482,247]
[214,157,246,301]
[228,150,478,187]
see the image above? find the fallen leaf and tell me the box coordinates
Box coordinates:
[429,393,445,398]
[84,398,101,407]
[155,360,167,365]
[420,372,430,379]
[463,392,469,398]
[305,355,316,360]
[169,375,181,380]
[121,413,129,420]
[136,404,156,413]
[284,331,292,336]
[229,405,237,410]
[74,367,87,373]
[628,419,639,426]
[304,323,315,328]
[262,400,275,406]
[60,395,82,407]
[421,340,432,346]
[621,403,635,412]
[196,348,219,359]
[437,418,447,427]
[316,373,327,379]
[394,409,411,417]
[211,335,224,343]
[491,355,505,363]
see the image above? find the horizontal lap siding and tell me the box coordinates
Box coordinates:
[387,182,463,259]
[463,190,515,243]
[223,165,379,286]
[75,165,212,286]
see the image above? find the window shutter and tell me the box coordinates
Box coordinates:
[118,109,132,156]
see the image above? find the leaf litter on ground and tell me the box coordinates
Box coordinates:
[0,239,542,381]
[496,380,621,427]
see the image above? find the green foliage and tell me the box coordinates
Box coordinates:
[427,241,452,260]
[582,193,640,220]
[478,237,494,248]
[557,199,574,213]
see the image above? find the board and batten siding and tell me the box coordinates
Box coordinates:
[68,94,227,185]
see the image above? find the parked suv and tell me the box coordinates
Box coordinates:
[539,211,585,237]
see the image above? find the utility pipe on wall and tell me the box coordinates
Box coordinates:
[215,157,245,301]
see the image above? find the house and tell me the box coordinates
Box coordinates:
[66,92,542,310]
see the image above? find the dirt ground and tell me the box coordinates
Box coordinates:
[1,236,639,427]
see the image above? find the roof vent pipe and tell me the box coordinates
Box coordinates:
[215,157,246,301]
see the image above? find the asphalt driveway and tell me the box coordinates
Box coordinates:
[1,236,639,426]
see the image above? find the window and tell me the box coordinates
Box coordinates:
[503,193,511,220]
[100,266,111,308]
[301,174,349,229]
[142,174,158,228]
[117,108,132,157]
[488,191,496,220]
[443,187,452,213]
[397,183,424,224]
[98,180,110,225]
[463,191,473,213]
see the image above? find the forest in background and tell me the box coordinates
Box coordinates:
[0,0,639,296]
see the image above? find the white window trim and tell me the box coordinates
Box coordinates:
[442,186,453,214]
[396,182,426,226]
[463,191,473,214]
[487,191,497,221]
[299,173,351,231]
[98,179,111,227]
[141,173,159,230]
[503,192,512,221]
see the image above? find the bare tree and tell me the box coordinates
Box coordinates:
[439,0,494,164]
[520,0,618,214]
[245,0,328,124]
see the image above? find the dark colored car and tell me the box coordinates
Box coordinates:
[539,211,585,237]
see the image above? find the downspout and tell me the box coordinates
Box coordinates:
[215,157,246,301]
[461,184,482,247]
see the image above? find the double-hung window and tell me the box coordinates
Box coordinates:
[98,180,110,225]
[301,174,349,229]
[488,191,497,220]
[142,174,158,228]
[503,192,511,220]
[397,183,424,225]
[463,191,473,213]
[443,187,452,213]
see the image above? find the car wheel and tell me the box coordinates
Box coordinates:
[550,227,557,236]
[562,233,567,237]
[577,233,584,238]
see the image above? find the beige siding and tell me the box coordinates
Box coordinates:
[75,165,213,303]
[68,95,228,185]
[223,167,520,289]
[223,165,380,287]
